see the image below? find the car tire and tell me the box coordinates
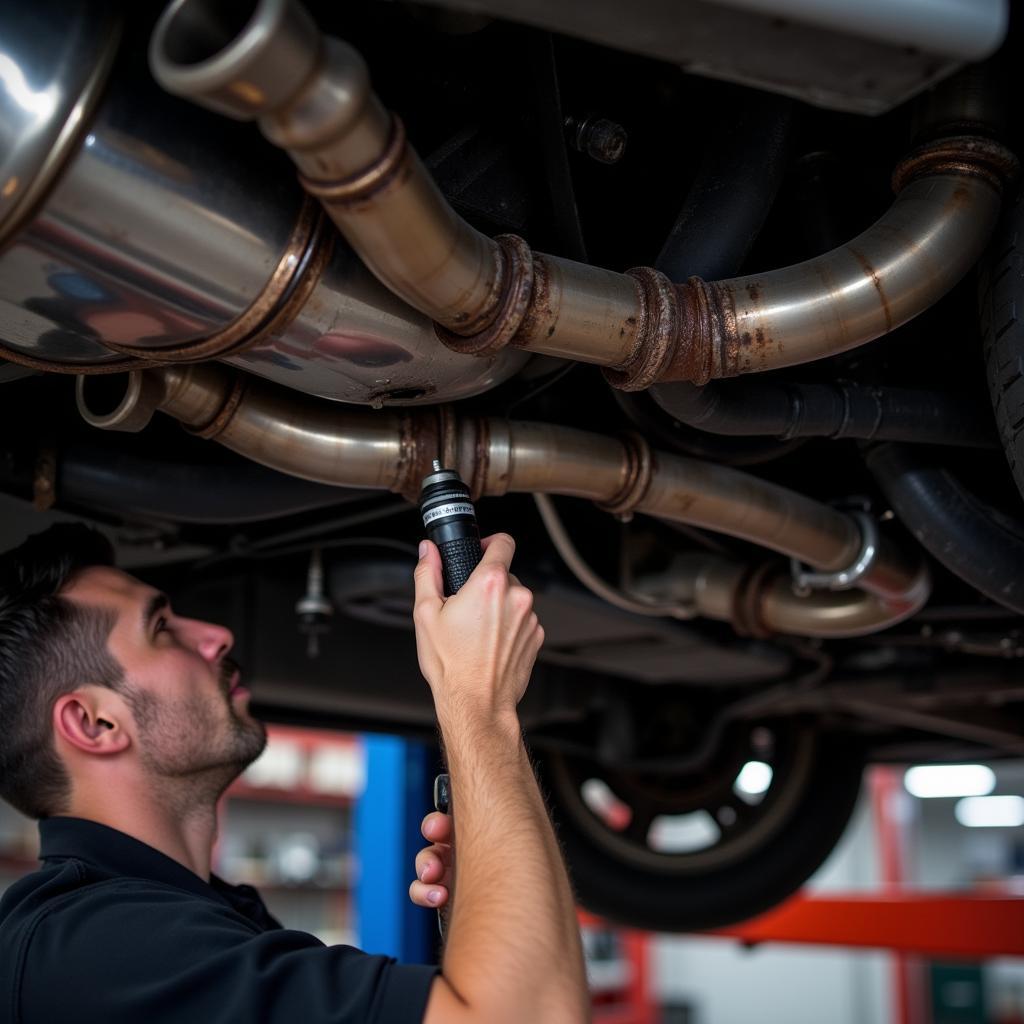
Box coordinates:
[981,189,1024,503]
[535,726,863,932]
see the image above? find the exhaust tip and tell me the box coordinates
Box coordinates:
[77,373,164,433]
[150,0,320,120]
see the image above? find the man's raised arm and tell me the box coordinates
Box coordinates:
[412,533,589,1024]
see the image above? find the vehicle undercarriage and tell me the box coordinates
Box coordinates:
[1,0,1022,929]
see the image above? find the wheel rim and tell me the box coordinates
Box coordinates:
[543,719,819,874]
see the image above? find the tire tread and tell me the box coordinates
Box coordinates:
[982,196,1024,494]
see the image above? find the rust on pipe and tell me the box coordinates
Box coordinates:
[660,164,1011,384]
[151,0,1017,392]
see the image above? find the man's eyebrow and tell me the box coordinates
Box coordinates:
[143,592,170,632]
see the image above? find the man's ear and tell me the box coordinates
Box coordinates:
[53,687,132,756]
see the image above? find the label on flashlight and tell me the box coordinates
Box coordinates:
[423,502,476,526]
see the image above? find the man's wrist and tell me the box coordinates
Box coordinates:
[435,697,521,747]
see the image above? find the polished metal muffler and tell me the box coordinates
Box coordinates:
[0,0,526,404]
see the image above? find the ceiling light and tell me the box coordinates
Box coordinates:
[903,764,995,799]
[955,795,1024,828]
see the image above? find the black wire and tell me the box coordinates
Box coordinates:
[243,501,414,552]
[248,537,419,562]
[192,501,415,570]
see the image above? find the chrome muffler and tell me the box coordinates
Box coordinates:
[0,1,526,404]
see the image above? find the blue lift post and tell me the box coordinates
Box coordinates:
[355,734,439,964]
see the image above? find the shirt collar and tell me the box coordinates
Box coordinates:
[38,816,229,905]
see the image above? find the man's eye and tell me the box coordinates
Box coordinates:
[154,616,169,636]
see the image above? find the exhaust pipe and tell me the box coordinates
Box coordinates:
[150,0,1017,391]
[0,0,526,405]
[77,364,930,637]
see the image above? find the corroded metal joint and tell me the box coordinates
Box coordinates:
[396,405,496,502]
[300,116,409,206]
[463,415,491,501]
[596,431,654,521]
[891,135,1019,193]
[398,405,445,502]
[602,267,679,391]
[436,234,535,356]
[657,276,740,385]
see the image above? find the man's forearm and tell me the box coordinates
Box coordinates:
[437,707,589,1023]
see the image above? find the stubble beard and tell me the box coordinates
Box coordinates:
[124,673,268,813]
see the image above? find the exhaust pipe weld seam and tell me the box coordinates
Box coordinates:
[101,197,332,364]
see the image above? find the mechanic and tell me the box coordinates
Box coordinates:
[0,523,589,1023]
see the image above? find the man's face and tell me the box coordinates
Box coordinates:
[64,566,266,791]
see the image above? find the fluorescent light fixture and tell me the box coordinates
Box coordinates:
[735,760,773,796]
[955,795,1024,828]
[903,764,995,799]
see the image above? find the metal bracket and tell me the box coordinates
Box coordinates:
[790,511,879,593]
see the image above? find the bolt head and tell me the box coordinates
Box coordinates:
[585,119,628,164]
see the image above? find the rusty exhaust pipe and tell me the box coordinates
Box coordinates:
[77,364,930,637]
[150,0,1017,391]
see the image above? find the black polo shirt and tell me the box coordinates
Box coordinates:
[0,817,437,1024]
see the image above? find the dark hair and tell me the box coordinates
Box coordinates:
[0,524,123,819]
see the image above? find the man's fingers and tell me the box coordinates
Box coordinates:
[421,811,452,843]
[413,539,444,614]
[477,532,515,570]
[409,879,449,909]
[415,846,450,883]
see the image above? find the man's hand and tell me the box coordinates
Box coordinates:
[413,533,543,728]
[408,811,452,910]
[413,530,589,1023]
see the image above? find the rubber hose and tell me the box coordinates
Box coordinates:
[655,92,794,281]
[866,443,1024,614]
[651,93,992,453]
[629,91,800,463]
[609,387,805,466]
[650,380,995,449]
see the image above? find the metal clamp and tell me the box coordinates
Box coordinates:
[790,511,879,593]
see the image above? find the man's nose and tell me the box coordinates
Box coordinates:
[183,619,234,663]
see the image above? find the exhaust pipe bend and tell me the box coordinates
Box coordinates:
[77,364,929,637]
[150,0,1017,391]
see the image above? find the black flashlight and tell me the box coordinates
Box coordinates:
[418,459,483,596]
[418,460,482,938]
